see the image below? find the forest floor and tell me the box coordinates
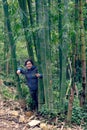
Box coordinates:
[0,79,84,130]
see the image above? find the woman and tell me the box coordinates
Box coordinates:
[17,59,42,111]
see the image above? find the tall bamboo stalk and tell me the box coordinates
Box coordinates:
[67,0,80,122]
[58,0,62,97]
[79,0,86,106]
[18,0,34,60]
[27,0,37,56]
[60,0,69,111]
[35,0,46,110]
[43,0,53,110]
[2,0,22,97]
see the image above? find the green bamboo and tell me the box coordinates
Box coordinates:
[2,0,22,97]
[18,0,34,60]
[67,0,79,122]
[35,0,45,110]
[3,21,9,75]
[58,0,62,100]
[60,0,69,111]
[36,0,49,109]
[79,0,87,105]
[27,0,37,56]
[43,0,53,110]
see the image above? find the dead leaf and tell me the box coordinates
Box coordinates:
[40,123,49,130]
[19,115,25,123]
[0,110,5,115]
[9,110,19,116]
[31,127,41,130]
[28,119,41,127]
[25,111,34,117]
[67,128,72,130]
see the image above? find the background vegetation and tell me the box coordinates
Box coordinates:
[0,0,87,128]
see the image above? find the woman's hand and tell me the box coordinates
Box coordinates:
[17,70,21,75]
[35,73,41,78]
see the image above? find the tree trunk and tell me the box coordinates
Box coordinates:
[36,0,51,109]
[35,0,45,110]
[43,0,53,110]
[79,0,86,106]
[67,0,79,122]
[67,51,76,122]
[60,0,69,111]
[27,0,37,56]
[58,0,62,97]
[2,0,22,97]
[48,0,51,44]
[3,21,9,75]
[67,86,75,122]
[18,0,34,60]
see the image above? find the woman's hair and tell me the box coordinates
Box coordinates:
[24,59,34,66]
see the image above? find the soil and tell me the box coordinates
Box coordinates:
[0,81,84,130]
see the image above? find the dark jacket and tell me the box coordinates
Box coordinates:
[19,66,42,91]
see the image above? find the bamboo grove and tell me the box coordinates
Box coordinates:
[0,0,87,122]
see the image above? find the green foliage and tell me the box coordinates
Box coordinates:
[2,88,14,99]
[21,84,29,98]
[2,73,16,87]
[81,105,87,129]
[71,104,87,128]
[25,92,35,110]
[39,104,57,119]
[16,41,28,62]
[0,0,87,127]
[71,106,82,125]
[57,112,67,122]
[20,84,34,110]
[39,104,67,123]
[0,43,4,69]
[0,84,16,100]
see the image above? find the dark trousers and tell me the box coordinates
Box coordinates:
[30,90,38,110]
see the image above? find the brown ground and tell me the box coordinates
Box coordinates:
[0,80,84,130]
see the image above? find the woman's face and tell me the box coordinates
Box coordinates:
[26,61,33,69]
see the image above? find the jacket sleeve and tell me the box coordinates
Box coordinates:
[30,74,43,78]
[39,74,43,78]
